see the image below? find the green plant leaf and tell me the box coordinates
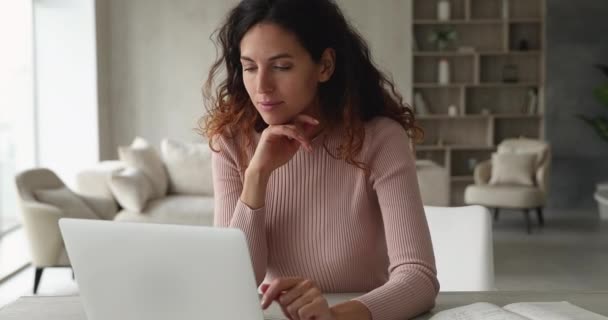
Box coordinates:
[594,84,608,109]
[576,115,608,143]
[595,64,608,79]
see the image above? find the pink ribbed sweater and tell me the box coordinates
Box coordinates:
[212,117,439,320]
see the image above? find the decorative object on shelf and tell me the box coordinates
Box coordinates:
[457,46,475,53]
[467,158,478,173]
[502,63,519,83]
[501,0,509,19]
[577,63,608,143]
[481,108,491,116]
[428,27,457,51]
[437,137,445,146]
[438,58,451,85]
[448,105,458,117]
[437,0,451,21]
[412,32,419,51]
[518,39,530,51]
[526,88,538,115]
[414,91,431,115]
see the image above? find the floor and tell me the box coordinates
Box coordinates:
[0,208,607,309]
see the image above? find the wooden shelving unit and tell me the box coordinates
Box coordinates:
[412,0,546,206]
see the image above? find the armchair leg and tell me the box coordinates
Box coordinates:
[34,267,44,294]
[493,208,500,222]
[536,207,544,227]
[523,209,532,234]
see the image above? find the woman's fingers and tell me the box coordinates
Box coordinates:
[261,277,303,309]
[298,297,329,320]
[279,279,315,306]
[284,287,321,320]
[268,125,313,152]
[293,114,320,127]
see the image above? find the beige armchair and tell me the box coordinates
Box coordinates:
[15,168,117,293]
[464,138,550,234]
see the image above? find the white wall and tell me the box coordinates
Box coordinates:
[99,0,412,156]
[33,0,100,186]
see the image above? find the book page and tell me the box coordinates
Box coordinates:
[504,301,608,320]
[429,302,530,320]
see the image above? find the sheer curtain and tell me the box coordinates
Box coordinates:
[0,0,36,235]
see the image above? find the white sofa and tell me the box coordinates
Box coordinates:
[76,138,215,226]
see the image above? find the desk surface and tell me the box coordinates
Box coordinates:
[1,291,608,319]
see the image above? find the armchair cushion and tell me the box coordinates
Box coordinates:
[33,187,99,220]
[118,137,168,198]
[108,167,155,212]
[161,139,214,196]
[489,152,536,186]
[465,184,544,208]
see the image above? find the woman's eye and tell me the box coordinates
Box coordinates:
[243,66,257,72]
[273,65,291,71]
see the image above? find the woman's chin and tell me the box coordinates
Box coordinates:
[260,114,291,126]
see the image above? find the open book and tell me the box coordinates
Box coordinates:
[430,301,608,320]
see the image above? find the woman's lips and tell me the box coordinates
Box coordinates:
[259,101,283,111]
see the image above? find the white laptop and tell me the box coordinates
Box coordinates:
[58,218,286,320]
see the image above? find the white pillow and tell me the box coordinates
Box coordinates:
[34,187,99,219]
[108,167,154,212]
[161,139,214,196]
[118,137,168,198]
[489,152,537,186]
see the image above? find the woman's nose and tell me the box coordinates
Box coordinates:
[256,70,275,93]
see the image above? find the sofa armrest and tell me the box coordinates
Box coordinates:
[79,194,119,220]
[18,201,65,267]
[76,161,125,200]
[474,160,492,185]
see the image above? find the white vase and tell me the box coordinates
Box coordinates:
[502,0,509,19]
[414,92,431,115]
[437,0,451,21]
[448,105,458,117]
[438,59,450,85]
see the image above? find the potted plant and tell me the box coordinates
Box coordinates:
[577,64,608,219]
[428,27,457,51]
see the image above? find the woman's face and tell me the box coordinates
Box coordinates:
[239,23,334,125]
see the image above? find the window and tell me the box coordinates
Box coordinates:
[0,0,36,235]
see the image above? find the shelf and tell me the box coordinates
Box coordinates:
[414,83,464,88]
[412,0,545,206]
[417,114,542,120]
[509,19,542,24]
[451,176,475,182]
[492,114,542,119]
[417,145,495,151]
[414,19,504,25]
[414,82,540,88]
[414,50,541,56]
[413,19,542,25]
[471,82,541,87]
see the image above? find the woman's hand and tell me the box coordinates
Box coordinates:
[260,277,334,320]
[247,114,320,176]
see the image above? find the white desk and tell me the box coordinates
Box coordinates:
[1,291,608,319]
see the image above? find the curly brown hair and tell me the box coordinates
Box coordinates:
[200,0,423,172]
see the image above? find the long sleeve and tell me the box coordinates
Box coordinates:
[353,121,440,320]
[211,135,268,284]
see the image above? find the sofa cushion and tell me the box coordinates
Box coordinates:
[118,137,169,198]
[464,184,544,208]
[108,167,155,212]
[161,139,214,196]
[113,195,214,226]
[34,187,99,220]
[489,152,536,186]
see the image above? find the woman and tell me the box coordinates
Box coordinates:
[202,0,439,319]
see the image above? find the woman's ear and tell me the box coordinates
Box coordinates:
[318,48,336,83]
